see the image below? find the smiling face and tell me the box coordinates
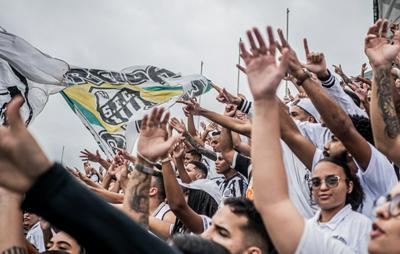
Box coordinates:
[311,161,352,211]
[368,184,400,254]
[201,205,249,254]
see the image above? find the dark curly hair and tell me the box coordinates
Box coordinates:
[349,114,374,145]
[311,156,365,211]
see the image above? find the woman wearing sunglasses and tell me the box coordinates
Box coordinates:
[308,157,371,253]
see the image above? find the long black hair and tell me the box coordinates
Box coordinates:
[172,189,219,234]
[311,156,365,211]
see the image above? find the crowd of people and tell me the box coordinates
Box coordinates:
[1,19,400,254]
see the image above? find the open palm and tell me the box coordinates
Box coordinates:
[241,27,289,101]
[137,107,179,162]
[365,19,400,67]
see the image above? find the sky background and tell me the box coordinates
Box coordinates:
[0,0,374,169]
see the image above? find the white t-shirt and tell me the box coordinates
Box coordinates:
[282,142,318,218]
[297,120,332,149]
[312,143,398,219]
[296,219,355,254]
[152,202,171,221]
[309,204,371,254]
[26,222,46,252]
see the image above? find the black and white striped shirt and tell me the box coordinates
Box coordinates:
[213,172,248,201]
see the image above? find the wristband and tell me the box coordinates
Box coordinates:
[134,163,155,175]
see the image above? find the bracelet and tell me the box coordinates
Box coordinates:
[160,157,172,163]
[136,151,157,165]
[134,163,155,175]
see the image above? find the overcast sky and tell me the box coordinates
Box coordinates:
[0,0,373,169]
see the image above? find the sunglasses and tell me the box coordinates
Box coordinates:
[374,193,400,218]
[309,175,345,189]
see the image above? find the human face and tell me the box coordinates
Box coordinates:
[215,156,230,175]
[185,163,203,181]
[210,135,221,152]
[201,205,249,254]
[311,161,352,211]
[368,184,400,254]
[289,106,312,122]
[323,135,347,158]
[47,231,80,254]
[23,213,39,230]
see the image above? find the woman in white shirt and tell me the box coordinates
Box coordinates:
[309,157,371,253]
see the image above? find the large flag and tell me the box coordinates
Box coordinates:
[61,65,212,158]
[0,27,213,158]
[0,27,69,124]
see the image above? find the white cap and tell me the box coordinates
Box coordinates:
[177,178,222,205]
[291,98,321,123]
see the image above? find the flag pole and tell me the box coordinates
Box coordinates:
[285,8,290,97]
[61,145,65,165]
[198,61,204,129]
[237,38,242,95]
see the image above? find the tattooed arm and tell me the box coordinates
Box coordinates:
[365,20,400,166]
[182,131,217,161]
[123,159,152,228]
[370,67,400,166]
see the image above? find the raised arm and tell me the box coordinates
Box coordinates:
[365,19,400,166]
[178,99,252,137]
[242,26,304,254]
[0,188,26,253]
[279,31,372,169]
[80,149,111,169]
[219,105,238,164]
[278,99,316,170]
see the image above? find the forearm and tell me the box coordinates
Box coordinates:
[162,161,188,212]
[200,109,251,137]
[232,132,251,157]
[89,186,124,203]
[302,78,353,138]
[187,114,197,137]
[253,100,289,205]
[22,163,179,254]
[101,173,112,189]
[182,131,217,161]
[0,193,25,252]
[175,157,192,183]
[279,100,315,169]
[219,127,235,153]
[123,164,151,228]
[98,158,111,169]
[370,66,400,165]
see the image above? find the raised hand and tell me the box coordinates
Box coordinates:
[0,96,52,193]
[365,19,400,67]
[115,147,136,163]
[211,83,242,105]
[169,117,186,134]
[172,141,185,159]
[224,104,237,117]
[80,149,102,163]
[276,29,308,82]
[176,98,202,115]
[302,38,329,79]
[137,107,180,162]
[240,26,289,100]
[332,64,345,76]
